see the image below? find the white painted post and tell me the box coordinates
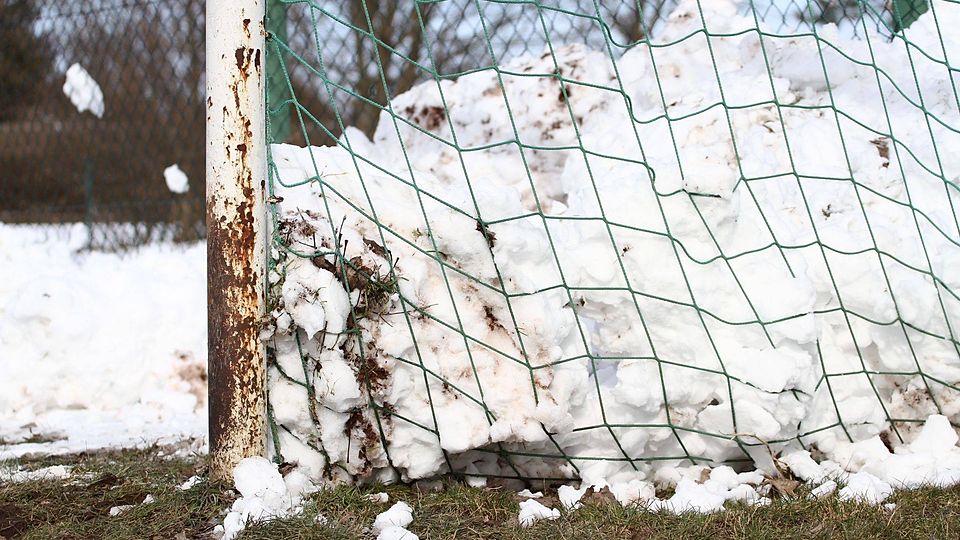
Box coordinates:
[206,0,267,482]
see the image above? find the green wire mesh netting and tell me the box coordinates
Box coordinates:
[261,0,960,489]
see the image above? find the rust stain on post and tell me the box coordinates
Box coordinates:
[207,1,266,482]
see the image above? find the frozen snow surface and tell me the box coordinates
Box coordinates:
[265,0,960,499]
[62,63,104,118]
[164,164,190,194]
[0,225,206,459]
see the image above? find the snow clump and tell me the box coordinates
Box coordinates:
[0,464,71,483]
[164,164,190,194]
[63,63,104,118]
[373,501,418,540]
[517,499,561,527]
[217,457,318,540]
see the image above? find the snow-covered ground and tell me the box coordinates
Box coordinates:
[0,224,206,459]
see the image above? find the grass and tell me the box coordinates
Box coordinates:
[0,447,227,540]
[2,448,960,539]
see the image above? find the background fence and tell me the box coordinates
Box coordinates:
[0,0,205,249]
[1,0,920,250]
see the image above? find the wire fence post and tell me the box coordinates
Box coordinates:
[83,158,94,249]
[206,0,267,481]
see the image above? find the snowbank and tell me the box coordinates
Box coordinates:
[0,224,206,458]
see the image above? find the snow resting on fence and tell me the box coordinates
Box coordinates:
[262,0,960,499]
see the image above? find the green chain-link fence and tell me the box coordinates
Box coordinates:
[258,0,958,489]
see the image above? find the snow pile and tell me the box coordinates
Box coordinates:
[264,0,960,497]
[780,414,960,505]
[218,457,318,540]
[0,225,206,458]
[838,472,893,504]
[63,63,104,118]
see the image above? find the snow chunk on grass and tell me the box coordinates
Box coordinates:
[109,505,133,517]
[219,457,318,540]
[176,475,203,491]
[838,472,893,504]
[518,499,560,527]
[164,164,189,194]
[0,465,71,483]
[810,480,838,498]
[377,525,419,540]
[558,485,589,510]
[373,501,414,531]
[366,492,390,503]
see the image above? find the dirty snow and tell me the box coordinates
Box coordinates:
[1,0,959,527]
[62,63,104,118]
[264,0,960,506]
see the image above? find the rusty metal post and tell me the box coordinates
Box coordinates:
[206,0,267,481]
